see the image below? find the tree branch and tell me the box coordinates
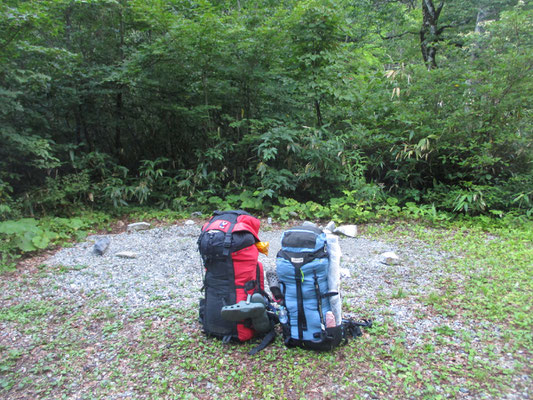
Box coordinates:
[0,25,26,52]
[378,30,419,40]
[435,1,444,20]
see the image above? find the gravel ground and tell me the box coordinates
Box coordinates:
[44,220,455,345]
[6,219,530,399]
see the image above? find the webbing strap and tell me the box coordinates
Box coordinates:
[222,335,232,344]
[313,271,326,332]
[222,221,236,256]
[294,266,306,339]
[248,329,276,355]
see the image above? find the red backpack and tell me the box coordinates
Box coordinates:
[198,210,265,342]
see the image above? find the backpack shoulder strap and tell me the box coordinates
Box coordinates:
[248,328,276,355]
[341,318,372,344]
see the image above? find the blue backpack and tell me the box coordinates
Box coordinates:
[275,224,371,351]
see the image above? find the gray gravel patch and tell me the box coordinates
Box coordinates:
[45,224,204,311]
[44,221,456,336]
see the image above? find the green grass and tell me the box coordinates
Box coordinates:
[0,216,531,399]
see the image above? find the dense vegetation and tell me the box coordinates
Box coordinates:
[1,0,531,219]
[1,3,532,397]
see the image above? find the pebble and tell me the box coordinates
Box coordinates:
[379,251,401,265]
[115,251,138,259]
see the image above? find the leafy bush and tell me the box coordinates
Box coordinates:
[0,215,100,273]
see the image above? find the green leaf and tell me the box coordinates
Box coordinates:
[31,234,50,249]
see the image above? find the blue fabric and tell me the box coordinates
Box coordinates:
[276,228,331,341]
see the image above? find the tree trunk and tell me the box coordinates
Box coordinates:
[420,0,444,70]
[314,98,323,127]
[115,1,125,162]
[79,104,93,152]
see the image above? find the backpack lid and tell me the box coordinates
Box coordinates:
[202,210,261,241]
[281,225,325,252]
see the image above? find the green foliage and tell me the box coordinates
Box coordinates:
[0,0,531,218]
[0,214,106,272]
[0,218,55,272]
[0,218,57,256]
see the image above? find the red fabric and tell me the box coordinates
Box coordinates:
[232,244,264,341]
[234,214,261,241]
[203,219,232,232]
[202,212,263,342]
[202,214,260,241]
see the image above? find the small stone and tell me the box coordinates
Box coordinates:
[380,251,400,265]
[267,217,272,224]
[459,388,469,393]
[302,221,317,227]
[127,222,151,232]
[115,251,137,259]
[340,267,351,278]
[334,225,358,237]
[94,237,110,255]
[288,211,298,218]
[191,211,203,217]
[184,220,195,225]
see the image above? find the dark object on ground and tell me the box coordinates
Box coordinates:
[94,237,110,255]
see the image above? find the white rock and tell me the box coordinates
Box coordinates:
[184,220,195,225]
[115,251,138,259]
[127,222,151,231]
[340,267,351,278]
[324,221,336,233]
[333,225,358,237]
[267,217,272,224]
[380,251,400,265]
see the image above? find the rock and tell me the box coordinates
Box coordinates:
[115,251,138,259]
[288,211,298,218]
[127,222,151,232]
[380,251,400,265]
[93,237,110,255]
[191,211,203,217]
[267,217,272,224]
[184,220,195,226]
[324,221,336,233]
[333,225,358,237]
[302,221,317,227]
[459,388,469,393]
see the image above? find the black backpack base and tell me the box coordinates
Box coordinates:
[283,325,343,351]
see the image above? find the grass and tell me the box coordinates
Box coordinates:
[0,216,531,399]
